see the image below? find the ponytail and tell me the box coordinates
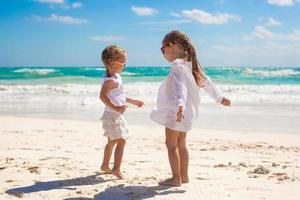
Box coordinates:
[186,42,206,87]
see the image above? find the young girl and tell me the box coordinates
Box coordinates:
[150,31,231,186]
[99,45,144,179]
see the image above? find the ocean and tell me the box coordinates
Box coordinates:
[1,66,300,85]
[1,66,300,133]
[1,66,300,104]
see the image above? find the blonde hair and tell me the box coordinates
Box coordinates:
[162,30,206,87]
[101,45,126,75]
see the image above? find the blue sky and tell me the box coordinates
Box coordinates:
[0,0,300,67]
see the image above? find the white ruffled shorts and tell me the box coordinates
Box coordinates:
[100,111,130,140]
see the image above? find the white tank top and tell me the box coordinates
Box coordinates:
[102,73,126,113]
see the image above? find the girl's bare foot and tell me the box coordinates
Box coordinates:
[181,176,189,184]
[159,178,181,187]
[100,165,112,174]
[112,169,124,179]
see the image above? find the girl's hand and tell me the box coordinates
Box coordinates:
[115,105,127,113]
[221,97,231,106]
[134,100,144,108]
[176,106,184,122]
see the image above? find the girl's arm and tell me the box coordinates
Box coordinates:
[173,70,187,108]
[203,76,231,106]
[126,97,144,108]
[172,69,187,122]
[100,80,127,113]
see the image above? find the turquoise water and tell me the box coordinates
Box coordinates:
[0,66,300,85]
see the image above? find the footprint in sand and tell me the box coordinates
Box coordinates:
[214,163,227,168]
[142,176,157,181]
[196,177,210,180]
[270,172,290,181]
[76,190,83,194]
[249,165,270,175]
[138,160,150,163]
[5,157,14,162]
[11,130,23,134]
[39,157,70,161]
[199,148,208,151]
[249,174,259,178]
[9,192,24,198]
[27,166,40,174]
[238,162,248,168]
[20,148,42,151]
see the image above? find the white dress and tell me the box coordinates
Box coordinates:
[100,74,130,140]
[150,58,223,132]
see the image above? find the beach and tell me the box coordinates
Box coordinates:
[1,116,300,200]
[2,0,300,198]
[1,66,300,199]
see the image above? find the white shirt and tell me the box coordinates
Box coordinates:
[150,58,223,132]
[102,73,126,113]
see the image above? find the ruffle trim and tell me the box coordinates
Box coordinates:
[101,111,130,140]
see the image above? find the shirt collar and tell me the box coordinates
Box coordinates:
[171,58,192,69]
[171,58,185,64]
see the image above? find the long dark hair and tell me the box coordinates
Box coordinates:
[162,30,206,87]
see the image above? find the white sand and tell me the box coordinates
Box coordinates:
[1,116,300,200]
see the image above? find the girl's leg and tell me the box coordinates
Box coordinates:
[159,127,181,186]
[112,138,126,179]
[178,132,189,183]
[101,138,116,173]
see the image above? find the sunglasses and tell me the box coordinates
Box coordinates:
[111,60,126,68]
[160,43,171,54]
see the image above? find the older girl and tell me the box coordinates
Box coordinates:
[150,31,231,186]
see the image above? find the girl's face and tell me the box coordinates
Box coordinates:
[161,42,185,62]
[108,54,127,75]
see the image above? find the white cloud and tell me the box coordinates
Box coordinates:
[211,42,300,66]
[214,42,300,54]
[266,17,282,26]
[252,26,276,39]
[267,0,295,6]
[244,18,283,40]
[131,19,191,25]
[35,0,65,4]
[131,6,158,16]
[35,0,83,9]
[181,9,241,25]
[170,12,181,18]
[247,25,300,42]
[33,14,89,25]
[286,30,300,41]
[72,2,83,9]
[89,35,125,42]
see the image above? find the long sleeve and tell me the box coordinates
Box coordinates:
[203,76,223,103]
[150,58,202,132]
[171,70,187,107]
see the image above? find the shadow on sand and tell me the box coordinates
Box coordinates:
[6,173,185,199]
[6,173,109,196]
[64,184,186,200]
